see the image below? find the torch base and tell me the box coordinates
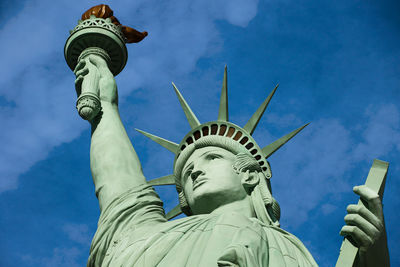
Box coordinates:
[76,92,101,121]
[64,17,127,76]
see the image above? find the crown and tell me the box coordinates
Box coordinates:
[136,66,308,219]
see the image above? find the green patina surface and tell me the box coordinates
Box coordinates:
[65,14,390,267]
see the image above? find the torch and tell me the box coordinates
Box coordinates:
[64,5,147,120]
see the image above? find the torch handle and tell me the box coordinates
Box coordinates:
[81,59,100,95]
[76,56,102,121]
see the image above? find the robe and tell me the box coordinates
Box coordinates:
[88,184,318,266]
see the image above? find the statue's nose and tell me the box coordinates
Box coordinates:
[191,170,203,181]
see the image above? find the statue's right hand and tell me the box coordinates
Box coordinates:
[74,55,118,105]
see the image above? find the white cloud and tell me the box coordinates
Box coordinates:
[353,103,400,161]
[42,247,82,267]
[321,203,337,215]
[62,223,91,246]
[265,112,302,128]
[21,247,82,267]
[221,0,259,27]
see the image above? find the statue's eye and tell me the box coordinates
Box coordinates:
[184,168,193,179]
[207,153,221,160]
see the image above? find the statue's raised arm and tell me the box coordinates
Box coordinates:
[74,55,146,211]
[65,4,149,211]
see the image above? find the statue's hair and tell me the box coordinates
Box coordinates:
[232,153,280,225]
[233,152,262,173]
[174,136,280,225]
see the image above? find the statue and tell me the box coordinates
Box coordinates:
[65,5,390,267]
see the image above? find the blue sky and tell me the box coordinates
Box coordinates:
[0,0,399,266]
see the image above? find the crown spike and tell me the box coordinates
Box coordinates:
[135,129,179,154]
[243,84,279,135]
[217,65,228,121]
[262,123,309,158]
[148,174,175,186]
[172,82,201,129]
[166,204,183,220]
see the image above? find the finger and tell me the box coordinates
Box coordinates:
[87,55,112,76]
[75,75,83,83]
[73,60,86,74]
[75,67,89,78]
[340,225,373,249]
[75,76,83,86]
[353,185,383,220]
[347,204,383,231]
[75,76,83,95]
[88,54,106,67]
[344,213,380,241]
[353,185,378,201]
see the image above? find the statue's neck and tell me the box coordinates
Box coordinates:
[209,197,255,218]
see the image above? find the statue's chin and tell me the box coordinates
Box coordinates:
[188,187,220,214]
[189,186,248,215]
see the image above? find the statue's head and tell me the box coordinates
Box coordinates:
[179,146,249,215]
[172,132,279,225]
[136,67,307,225]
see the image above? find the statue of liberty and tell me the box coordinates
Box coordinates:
[66,5,390,266]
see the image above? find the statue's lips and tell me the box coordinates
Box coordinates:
[193,177,208,190]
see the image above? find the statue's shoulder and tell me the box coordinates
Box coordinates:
[257,222,318,266]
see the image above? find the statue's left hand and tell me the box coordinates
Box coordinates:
[340,185,389,266]
[340,185,384,251]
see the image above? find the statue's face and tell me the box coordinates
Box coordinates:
[181,146,248,214]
